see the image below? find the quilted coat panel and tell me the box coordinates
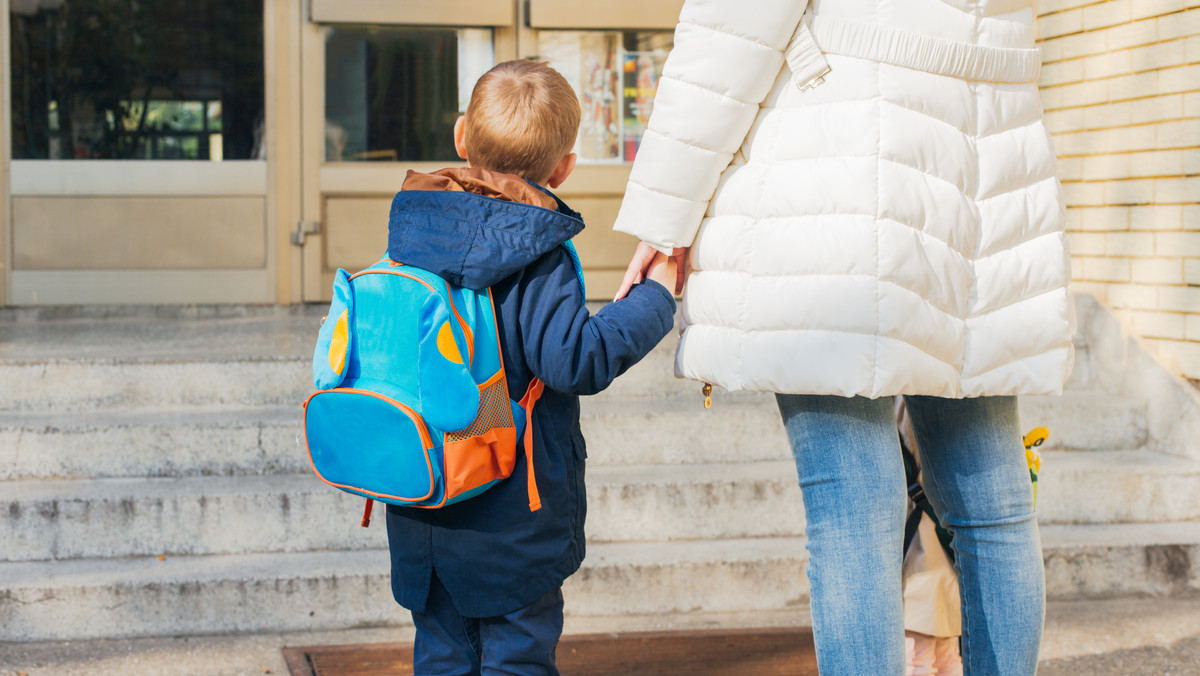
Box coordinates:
[614,0,1074,397]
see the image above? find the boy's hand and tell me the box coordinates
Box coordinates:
[645,253,677,291]
[615,242,688,300]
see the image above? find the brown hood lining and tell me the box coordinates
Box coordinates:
[401,168,559,211]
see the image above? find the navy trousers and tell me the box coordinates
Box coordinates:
[411,570,564,676]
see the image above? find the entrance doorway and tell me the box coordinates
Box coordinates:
[295,0,684,302]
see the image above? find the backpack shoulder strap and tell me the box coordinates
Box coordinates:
[561,240,586,298]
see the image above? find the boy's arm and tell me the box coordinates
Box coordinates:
[517,249,676,396]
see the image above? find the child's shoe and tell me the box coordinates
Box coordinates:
[906,631,938,676]
[930,636,962,676]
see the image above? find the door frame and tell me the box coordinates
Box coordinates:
[1,0,11,305]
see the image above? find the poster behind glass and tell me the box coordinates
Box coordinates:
[539,31,670,164]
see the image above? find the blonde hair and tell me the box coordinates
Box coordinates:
[463,60,580,184]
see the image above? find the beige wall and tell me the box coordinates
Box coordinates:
[1036,0,1200,379]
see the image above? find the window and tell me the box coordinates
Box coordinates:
[539,31,673,164]
[10,0,264,160]
[324,26,494,163]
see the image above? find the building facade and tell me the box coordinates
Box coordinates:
[1,0,1198,378]
[0,0,681,306]
[1036,0,1200,379]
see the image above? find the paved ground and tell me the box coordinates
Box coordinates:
[1,598,1197,675]
[1038,598,1200,675]
[1040,635,1200,676]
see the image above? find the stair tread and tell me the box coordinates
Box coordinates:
[0,405,301,428]
[0,306,674,364]
[1041,449,1200,471]
[2,463,801,507]
[9,447,1193,480]
[8,450,1197,501]
[0,311,323,363]
[0,536,810,587]
[0,395,781,429]
[1040,519,1200,547]
[6,520,1197,588]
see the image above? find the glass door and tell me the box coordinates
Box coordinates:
[297,0,683,301]
[298,2,516,301]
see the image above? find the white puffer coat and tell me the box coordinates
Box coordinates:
[614,0,1075,398]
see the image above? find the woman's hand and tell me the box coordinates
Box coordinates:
[615,241,689,300]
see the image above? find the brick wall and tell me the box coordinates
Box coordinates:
[1036,0,1200,379]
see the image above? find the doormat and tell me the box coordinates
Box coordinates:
[283,627,817,675]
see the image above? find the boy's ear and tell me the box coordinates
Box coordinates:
[453,116,469,161]
[546,153,576,189]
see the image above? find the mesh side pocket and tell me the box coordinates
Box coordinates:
[446,375,515,441]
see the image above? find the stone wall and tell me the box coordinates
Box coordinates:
[1035,0,1200,379]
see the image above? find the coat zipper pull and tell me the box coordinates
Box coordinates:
[702,383,713,409]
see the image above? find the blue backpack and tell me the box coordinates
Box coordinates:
[302,253,577,525]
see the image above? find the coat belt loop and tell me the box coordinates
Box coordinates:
[785,15,831,90]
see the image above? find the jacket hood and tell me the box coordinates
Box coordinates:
[387,167,584,289]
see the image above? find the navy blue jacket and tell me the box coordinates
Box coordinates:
[383,172,676,618]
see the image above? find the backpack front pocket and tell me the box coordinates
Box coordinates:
[303,388,439,504]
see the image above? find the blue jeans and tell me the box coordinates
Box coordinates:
[775,394,1044,676]
[411,570,564,676]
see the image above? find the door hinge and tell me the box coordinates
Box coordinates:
[291,220,320,246]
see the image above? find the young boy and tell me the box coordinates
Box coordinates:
[383,60,678,675]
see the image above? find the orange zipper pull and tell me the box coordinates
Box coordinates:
[702,383,713,409]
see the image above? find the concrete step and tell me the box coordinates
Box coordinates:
[0,336,684,413]
[1,474,385,562]
[0,388,1149,482]
[1019,392,1149,452]
[1,463,803,561]
[585,461,803,543]
[1036,450,1200,525]
[0,358,312,413]
[0,406,309,481]
[0,357,1149,464]
[0,398,790,480]
[578,396,790,465]
[1041,520,1200,600]
[8,450,1196,562]
[4,521,1197,642]
[0,538,811,642]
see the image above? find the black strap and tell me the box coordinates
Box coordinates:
[900,435,955,563]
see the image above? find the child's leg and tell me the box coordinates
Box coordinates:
[932,636,963,676]
[907,630,936,676]
[411,571,482,676]
[478,585,564,676]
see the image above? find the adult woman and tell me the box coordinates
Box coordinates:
[612,1,1073,674]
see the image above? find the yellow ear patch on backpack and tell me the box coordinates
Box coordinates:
[437,321,464,364]
[328,309,350,374]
